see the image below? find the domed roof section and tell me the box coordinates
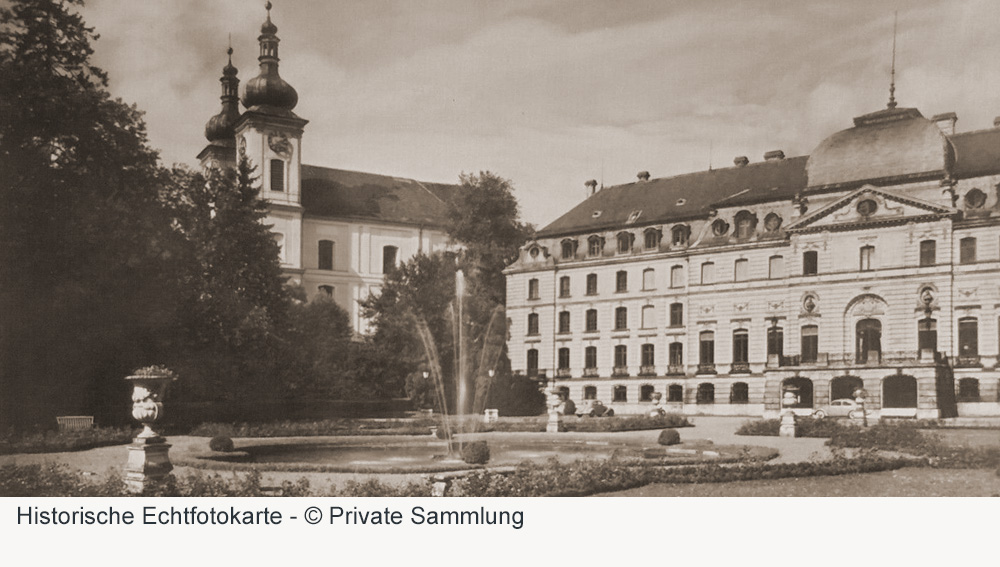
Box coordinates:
[807,107,953,188]
[205,105,240,142]
[242,71,298,110]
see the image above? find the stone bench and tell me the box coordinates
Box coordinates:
[56,416,94,431]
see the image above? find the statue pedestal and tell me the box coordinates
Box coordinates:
[779,412,797,438]
[546,410,562,433]
[124,436,173,493]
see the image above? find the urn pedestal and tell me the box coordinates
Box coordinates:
[123,369,176,493]
[545,386,563,433]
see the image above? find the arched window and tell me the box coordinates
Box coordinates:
[613,385,628,402]
[641,343,655,368]
[616,232,634,254]
[671,225,690,246]
[616,270,628,292]
[883,375,917,408]
[557,347,570,370]
[667,384,684,402]
[642,268,655,290]
[561,239,577,259]
[614,345,628,370]
[587,235,604,257]
[957,378,980,402]
[584,346,597,370]
[670,265,684,288]
[585,309,598,332]
[644,228,662,250]
[527,313,539,335]
[318,285,334,297]
[641,305,656,329]
[734,211,756,239]
[697,383,715,404]
[584,386,597,400]
[855,319,881,363]
[586,273,598,295]
[559,276,571,297]
[382,245,398,273]
[614,307,628,330]
[640,384,655,402]
[526,349,539,376]
[558,311,570,334]
[782,377,813,408]
[318,240,334,270]
[270,159,285,192]
[669,303,683,327]
[830,376,863,401]
[730,382,749,404]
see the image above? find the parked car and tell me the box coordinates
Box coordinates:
[812,398,871,419]
[576,399,614,417]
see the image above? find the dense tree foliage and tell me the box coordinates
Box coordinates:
[361,172,543,415]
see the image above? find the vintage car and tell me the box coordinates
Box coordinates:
[811,399,872,419]
[575,399,614,417]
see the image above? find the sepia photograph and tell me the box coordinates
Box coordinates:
[2,0,999,516]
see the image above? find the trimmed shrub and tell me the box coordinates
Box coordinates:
[658,429,681,446]
[735,417,856,438]
[461,441,491,465]
[209,436,235,452]
[0,426,134,455]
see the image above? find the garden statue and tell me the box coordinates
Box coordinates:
[546,383,563,433]
[779,388,798,437]
[649,391,666,417]
[124,366,177,492]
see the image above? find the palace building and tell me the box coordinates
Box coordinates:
[197,3,458,332]
[505,98,1000,419]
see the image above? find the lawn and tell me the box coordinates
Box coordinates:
[599,467,1000,497]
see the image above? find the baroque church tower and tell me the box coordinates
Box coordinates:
[198,2,306,282]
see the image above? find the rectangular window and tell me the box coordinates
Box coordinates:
[669,303,683,327]
[918,319,937,353]
[803,251,818,275]
[919,240,936,267]
[528,278,539,299]
[960,237,976,264]
[701,262,715,284]
[270,159,285,192]
[318,240,334,270]
[734,259,749,282]
[645,229,661,250]
[616,271,628,292]
[642,269,655,290]
[801,325,818,363]
[859,245,874,271]
[768,255,784,279]
[613,385,628,402]
[641,305,656,329]
[958,318,978,357]
[559,276,571,297]
[584,346,597,369]
[670,265,684,288]
[767,327,784,357]
[382,245,398,273]
[586,274,598,295]
[614,307,628,330]
[558,311,570,334]
[526,349,538,375]
[585,309,598,332]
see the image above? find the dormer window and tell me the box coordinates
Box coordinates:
[734,211,756,239]
[711,219,729,236]
[561,239,577,259]
[644,228,662,250]
[616,232,634,254]
[529,246,540,258]
[587,235,604,257]
[964,189,986,209]
[671,225,690,246]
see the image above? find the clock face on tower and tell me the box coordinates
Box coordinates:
[268,134,292,158]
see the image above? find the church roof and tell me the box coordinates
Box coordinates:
[537,156,808,238]
[301,165,460,228]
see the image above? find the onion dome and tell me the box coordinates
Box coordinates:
[241,1,298,110]
[204,46,241,142]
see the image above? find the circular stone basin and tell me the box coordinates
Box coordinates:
[234,441,633,471]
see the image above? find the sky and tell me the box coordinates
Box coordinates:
[80,0,1000,228]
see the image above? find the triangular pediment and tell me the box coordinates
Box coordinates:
[785,186,956,233]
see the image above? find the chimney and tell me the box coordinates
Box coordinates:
[585,179,598,197]
[733,156,749,167]
[763,150,785,161]
[637,171,650,182]
[932,112,957,136]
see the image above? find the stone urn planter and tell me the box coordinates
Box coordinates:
[124,366,177,492]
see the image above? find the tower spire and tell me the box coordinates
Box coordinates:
[887,11,898,109]
[241,1,298,110]
[203,42,240,143]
